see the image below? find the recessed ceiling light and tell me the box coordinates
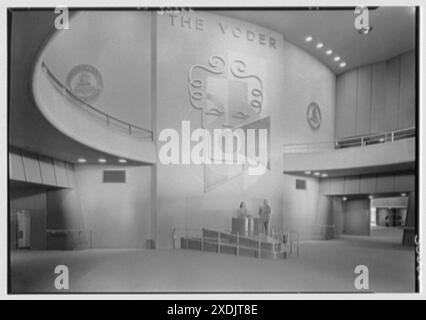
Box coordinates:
[313,172,321,176]
[334,56,341,62]
[305,36,313,42]
[321,173,328,177]
[98,158,107,163]
[358,26,373,34]
[339,62,346,68]
[342,197,348,201]
[304,171,312,175]
[401,193,407,197]
[316,43,324,49]
[77,158,86,163]
[326,49,333,55]
[118,159,127,163]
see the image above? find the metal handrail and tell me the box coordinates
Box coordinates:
[173,226,300,258]
[46,228,93,248]
[41,61,153,140]
[283,127,415,153]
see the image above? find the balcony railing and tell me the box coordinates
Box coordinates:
[41,62,153,140]
[283,127,415,154]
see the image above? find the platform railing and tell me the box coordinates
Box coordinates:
[283,127,415,154]
[41,62,153,140]
[173,226,300,259]
[46,229,93,249]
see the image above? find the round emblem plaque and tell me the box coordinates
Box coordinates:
[66,64,103,102]
[307,102,321,130]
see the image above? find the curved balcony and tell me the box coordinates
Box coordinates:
[32,60,156,164]
[283,128,416,176]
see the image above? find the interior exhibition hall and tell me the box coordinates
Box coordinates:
[8,7,417,293]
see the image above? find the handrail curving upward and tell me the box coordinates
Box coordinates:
[41,61,153,140]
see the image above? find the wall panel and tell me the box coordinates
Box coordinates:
[384,56,400,131]
[344,176,360,194]
[394,173,415,192]
[371,61,387,133]
[21,152,42,184]
[356,65,372,135]
[39,155,57,186]
[329,177,344,195]
[376,175,395,193]
[359,175,376,194]
[399,51,415,129]
[53,160,69,187]
[9,152,26,181]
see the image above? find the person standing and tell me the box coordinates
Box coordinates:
[237,201,248,218]
[258,199,271,235]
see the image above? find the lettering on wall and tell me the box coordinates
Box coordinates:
[167,13,277,49]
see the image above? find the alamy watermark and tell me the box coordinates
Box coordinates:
[158,121,268,176]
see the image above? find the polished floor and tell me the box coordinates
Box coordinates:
[10,228,415,293]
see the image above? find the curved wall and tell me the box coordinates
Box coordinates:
[43,11,152,130]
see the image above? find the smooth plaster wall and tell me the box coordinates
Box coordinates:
[44,11,152,130]
[335,50,415,139]
[155,11,336,247]
[74,165,152,248]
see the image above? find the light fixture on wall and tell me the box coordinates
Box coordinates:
[368,195,374,200]
[334,56,341,62]
[77,158,86,163]
[313,172,321,176]
[342,197,348,201]
[304,171,312,175]
[401,193,407,197]
[98,158,107,163]
[316,42,324,49]
[118,159,127,164]
[305,36,313,42]
[326,49,333,55]
[321,173,328,177]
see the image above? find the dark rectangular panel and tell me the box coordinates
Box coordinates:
[103,170,126,183]
[295,179,306,190]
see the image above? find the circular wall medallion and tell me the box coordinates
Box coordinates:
[66,64,103,102]
[307,102,321,130]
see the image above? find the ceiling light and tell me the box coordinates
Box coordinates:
[118,159,127,164]
[316,43,324,49]
[401,193,407,197]
[313,172,321,176]
[342,197,347,201]
[326,49,333,55]
[339,62,346,68]
[334,56,341,62]
[98,158,107,163]
[368,195,374,200]
[305,36,313,42]
[304,171,312,175]
[358,26,373,34]
[321,173,328,177]
[77,158,86,163]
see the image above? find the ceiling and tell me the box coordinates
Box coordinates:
[218,7,416,74]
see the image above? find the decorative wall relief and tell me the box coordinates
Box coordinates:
[66,64,103,102]
[307,102,322,130]
[188,55,267,192]
[188,55,263,129]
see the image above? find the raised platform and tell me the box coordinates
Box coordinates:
[179,228,298,260]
